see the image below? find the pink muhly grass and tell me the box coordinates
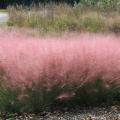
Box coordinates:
[0,31,120,91]
[56,92,75,101]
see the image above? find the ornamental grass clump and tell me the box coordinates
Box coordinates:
[0,32,120,112]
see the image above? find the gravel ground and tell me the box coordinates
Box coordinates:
[1,106,120,120]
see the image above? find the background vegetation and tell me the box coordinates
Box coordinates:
[0,0,120,10]
[7,4,120,34]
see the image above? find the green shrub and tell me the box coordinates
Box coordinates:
[97,0,120,11]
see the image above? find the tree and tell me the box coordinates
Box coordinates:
[0,0,81,8]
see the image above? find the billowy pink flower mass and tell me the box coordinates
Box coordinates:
[0,31,120,89]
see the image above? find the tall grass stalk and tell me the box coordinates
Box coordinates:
[7,4,120,33]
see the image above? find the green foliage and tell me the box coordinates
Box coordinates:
[0,0,120,10]
[97,0,120,11]
[22,84,63,112]
[0,69,22,113]
[73,78,120,106]
[0,76,120,113]
[0,0,78,8]
[0,87,22,113]
[7,5,120,33]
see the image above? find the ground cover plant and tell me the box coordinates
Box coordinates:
[0,31,120,113]
[7,4,120,34]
